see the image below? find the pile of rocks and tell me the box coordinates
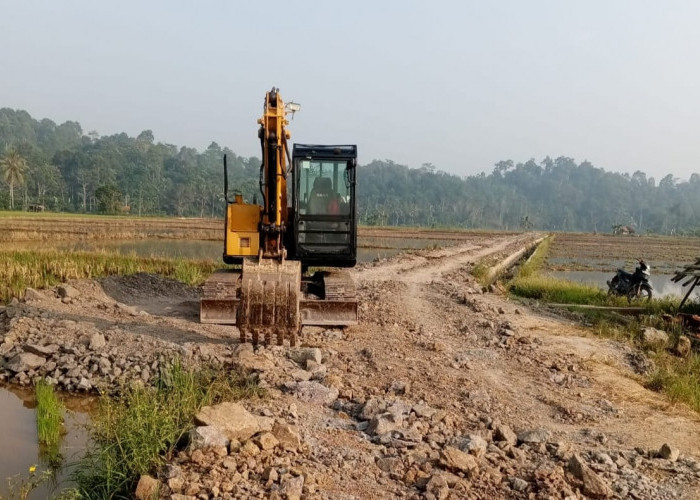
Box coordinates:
[134,402,311,499]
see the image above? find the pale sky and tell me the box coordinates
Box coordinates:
[1,1,699,179]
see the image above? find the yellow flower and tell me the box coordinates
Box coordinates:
[29,465,37,473]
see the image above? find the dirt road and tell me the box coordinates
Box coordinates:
[1,231,699,499]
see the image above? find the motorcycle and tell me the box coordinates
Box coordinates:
[607,259,653,302]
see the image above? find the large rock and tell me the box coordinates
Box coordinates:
[134,474,160,499]
[6,352,46,373]
[517,428,551,444]
[367,412,403,436]
[280,475,304,500]
[439,446,478,475]
[568,454,613,498]
[89,333,106,350]
[194,402,272,442]
[23,288,45,302]
[452,434,488,458]
[674,336,692,358]
[272,422,302,451]
[290,381,338,405]
[58,284,80,299]
[658,443,680,462]
[23,343,59,357]
[289,347,322,365]
[188,425,230,451]
[235,349,275,371]
[494,424,518,445]
[641,327,669,349]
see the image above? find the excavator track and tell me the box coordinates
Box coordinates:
[200,270,241,325]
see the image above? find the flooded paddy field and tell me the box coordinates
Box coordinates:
[545,232,700,297]
[0,214,508,263]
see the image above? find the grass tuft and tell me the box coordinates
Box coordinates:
[646,353,700,412]
[35,379,65,467]
[72,361,264,498]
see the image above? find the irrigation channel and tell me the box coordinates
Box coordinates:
[0,387,91,498]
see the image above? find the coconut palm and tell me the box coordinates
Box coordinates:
[0,148,28,209]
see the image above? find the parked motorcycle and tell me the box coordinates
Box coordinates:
[607,259,653,302]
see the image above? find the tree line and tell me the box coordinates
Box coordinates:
[1,107,700,234]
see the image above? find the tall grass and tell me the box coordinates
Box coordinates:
[647,353,700,412]
[73,362,264,499]
[0,249,219,303]
[35,380,65,468]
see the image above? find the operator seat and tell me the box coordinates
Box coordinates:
[308,177,334,214]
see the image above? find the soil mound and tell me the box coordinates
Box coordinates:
[100,273,200,303]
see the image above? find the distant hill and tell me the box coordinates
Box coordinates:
[1,107,700,233]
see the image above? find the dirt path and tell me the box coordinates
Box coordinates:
[2,231,699,499]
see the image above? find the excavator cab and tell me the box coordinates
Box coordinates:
[289,144,357,268]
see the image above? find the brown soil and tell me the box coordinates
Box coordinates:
[2,231,699,498]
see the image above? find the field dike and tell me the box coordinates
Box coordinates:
[506,235,700,419]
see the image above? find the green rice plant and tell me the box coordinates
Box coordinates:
[72,362,264,499]
[35,380,65,468]
[510,274,611,304]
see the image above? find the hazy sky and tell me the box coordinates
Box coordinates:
[1,1,699,179]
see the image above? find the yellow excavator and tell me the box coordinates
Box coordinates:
[200,88,358,345]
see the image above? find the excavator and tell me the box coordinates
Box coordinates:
[200,88,358,345]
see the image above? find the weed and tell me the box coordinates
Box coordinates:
[72,361,264,499]
[470,263,489,283]
[5,467,55,500]
[646,353,700,412]
[35,380,65,468]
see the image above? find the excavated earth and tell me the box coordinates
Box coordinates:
[1,232,700,499]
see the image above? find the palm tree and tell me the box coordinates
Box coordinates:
[0,148,28,209]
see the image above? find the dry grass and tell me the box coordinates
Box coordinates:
[0,249,218,303]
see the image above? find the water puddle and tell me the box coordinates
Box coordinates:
[0,386,91,499]
[549,270,690,298]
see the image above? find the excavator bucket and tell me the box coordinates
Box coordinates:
[200,266,358,344]
[237,259,302,346]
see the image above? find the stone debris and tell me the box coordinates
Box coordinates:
[194,402,272,442]
[0,250,697,500]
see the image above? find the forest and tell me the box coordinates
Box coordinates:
[1,107,700,234]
